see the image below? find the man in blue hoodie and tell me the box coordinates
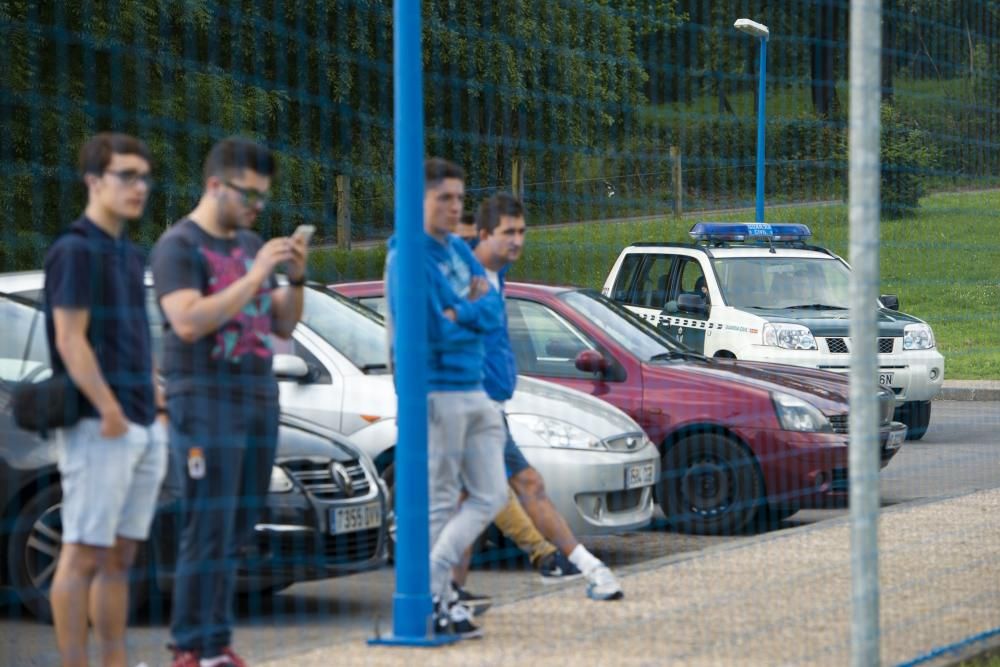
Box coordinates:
[384,158,508,639]
[472,192,624,601]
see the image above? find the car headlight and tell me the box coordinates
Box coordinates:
[772,392,832,432]
[762,323,817,350]
[269,466,295,493]
[903,323,935,350]
[506,414,606,451]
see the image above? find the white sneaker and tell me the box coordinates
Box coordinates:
[585,565,624,601]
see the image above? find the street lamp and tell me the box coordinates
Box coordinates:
[734,18,770,223]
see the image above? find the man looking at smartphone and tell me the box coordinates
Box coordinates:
[150,137,307,667]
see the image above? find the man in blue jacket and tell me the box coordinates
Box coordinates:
[384,158,508,639]
[473,192,624,601]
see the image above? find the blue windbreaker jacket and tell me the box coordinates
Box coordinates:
[385,232,504,392]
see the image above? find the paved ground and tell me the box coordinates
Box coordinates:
[262,488,1000,667]
[2,399,997,666]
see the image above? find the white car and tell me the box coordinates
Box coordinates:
[602,222,944,440]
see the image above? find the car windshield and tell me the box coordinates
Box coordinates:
[712,256,850,309]
[557,289,686,361]
[302,287,389,371]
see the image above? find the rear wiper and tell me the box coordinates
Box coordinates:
[783,303,846,310]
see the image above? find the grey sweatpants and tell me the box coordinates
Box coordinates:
[428,390,508,602]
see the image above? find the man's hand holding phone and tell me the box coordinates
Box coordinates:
[287,224,314,283]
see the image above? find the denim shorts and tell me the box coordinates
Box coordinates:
[56,418,168,547]
[502,415,532,480]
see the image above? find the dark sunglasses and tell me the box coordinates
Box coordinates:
[224,180,270,207]
[105,169,153,187]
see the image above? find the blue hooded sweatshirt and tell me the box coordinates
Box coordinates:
[385,232,504,391]
[481,266,518,402]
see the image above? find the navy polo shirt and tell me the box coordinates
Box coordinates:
[43,217,155,426]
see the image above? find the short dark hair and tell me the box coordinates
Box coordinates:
[425,157,465,189]
[460,212,476,226]
[476,192,525,235]
[78,132,152,178]
[203,137,276,182]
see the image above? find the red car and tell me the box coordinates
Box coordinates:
[333,280,906,534]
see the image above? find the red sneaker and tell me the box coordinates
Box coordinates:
[169,648,200,667]
[221,647,248,667]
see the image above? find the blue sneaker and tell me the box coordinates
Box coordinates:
[537,551,583,584]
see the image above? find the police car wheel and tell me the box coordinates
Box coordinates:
[660,433,764,535]
[896,400,931,441]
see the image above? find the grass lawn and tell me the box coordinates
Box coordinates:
[311,189,1000,381]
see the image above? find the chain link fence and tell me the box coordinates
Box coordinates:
[1,1,999,665]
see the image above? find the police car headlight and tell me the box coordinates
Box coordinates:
[507,415,606,451]
[772,392,833,432]
[903,323,935,350]
[762,323,817,350]
[269,466,295,493]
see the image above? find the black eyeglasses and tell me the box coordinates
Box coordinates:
[224,180,270,207]
[105,169,154,187]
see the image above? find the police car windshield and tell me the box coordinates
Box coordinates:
[712,256,850,310]
[302,286,389,371]
[559,289,685,361]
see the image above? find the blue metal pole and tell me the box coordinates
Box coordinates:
[755,36,768,223]
[369,0,443,646]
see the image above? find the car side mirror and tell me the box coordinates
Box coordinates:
[575,349,609,375]
[677,293,708,315]
[880,294,899,310]
[273,354,311,382]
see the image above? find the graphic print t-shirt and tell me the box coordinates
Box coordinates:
[150,218,278,398]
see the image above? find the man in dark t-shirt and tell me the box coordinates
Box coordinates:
[45,132,168,667]
[151,137,307,667]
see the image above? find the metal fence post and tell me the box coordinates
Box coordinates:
[849,1,883,665]
[369,0,452,647]
[670,146,682,218]
[512,156,524,200]
[336,175,351,250]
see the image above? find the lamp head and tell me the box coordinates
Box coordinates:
[734,18,770,40]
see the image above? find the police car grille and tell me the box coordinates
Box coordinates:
[827,338,848,354]
[879,338,896,354]
[283,459,371,499]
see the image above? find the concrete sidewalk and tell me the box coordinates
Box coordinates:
[939,380,1000,402]
[261,488,1000,667]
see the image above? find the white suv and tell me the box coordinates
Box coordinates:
[602,222,944,439]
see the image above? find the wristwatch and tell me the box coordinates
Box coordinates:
[288,274,307,287]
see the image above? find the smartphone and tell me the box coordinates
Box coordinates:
[292,224,316,244]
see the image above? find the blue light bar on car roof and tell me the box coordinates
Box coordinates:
[689,222,812,242]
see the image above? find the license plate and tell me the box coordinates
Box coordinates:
[879,373,894,386]
[625,462,656,489]
[886,428,905,450]
[330,503,382,535]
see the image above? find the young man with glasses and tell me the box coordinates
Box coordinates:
[45,132,168,667]
[151,137,307,667]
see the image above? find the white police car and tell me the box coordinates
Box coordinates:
[601,222,944,440]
